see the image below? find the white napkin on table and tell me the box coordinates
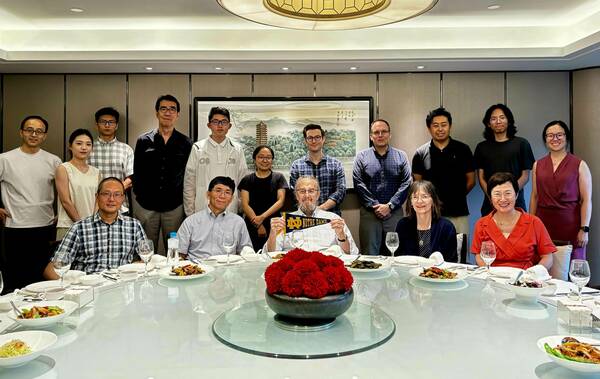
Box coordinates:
[323,245,344,257]
[429,251,444,266]
[240,246,256,257]
[525,265,552,281]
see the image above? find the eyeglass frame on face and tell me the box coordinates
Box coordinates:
[545,132,566,140]
[490,190,515,200]
[296,188,318,195]
[98,191,125,199]
[97,119,117,127]
[256,155,273,161]
[489,115,507,123]
[411,193,432,202]
[209,119,230,127]
[158,106,178,114]
[305,135,323,142]
[370,130,390,136]
[212,188,233,197]
[21,127,46,135]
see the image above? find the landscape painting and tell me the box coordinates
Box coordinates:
[194,97,373,188]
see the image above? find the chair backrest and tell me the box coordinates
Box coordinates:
[457,233,467,263]
[549,244,572,281]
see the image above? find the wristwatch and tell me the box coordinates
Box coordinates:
[387,202,395,211]
[580,226,590,233]
[337,235,347,243]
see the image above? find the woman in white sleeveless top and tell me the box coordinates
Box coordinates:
[56,129,101,239]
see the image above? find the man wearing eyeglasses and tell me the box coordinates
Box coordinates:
[178,176,251,262]
[353,119,412,255]
[133,94,192,252]
[0,115,62,293]
[88,107,134,214]
[266,176,358,254]
[183,106,247,216]
[289,124,346,215]
[45,177,147,276]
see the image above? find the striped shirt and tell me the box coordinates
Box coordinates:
[53,212,147,273]
[289,154,346,215]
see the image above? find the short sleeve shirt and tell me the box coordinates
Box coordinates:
[238,171,288,217]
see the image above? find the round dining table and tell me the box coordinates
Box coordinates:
[0,260,593,379]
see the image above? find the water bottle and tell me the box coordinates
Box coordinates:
[167,232,180,265]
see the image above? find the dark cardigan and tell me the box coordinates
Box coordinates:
[394,216,458,262]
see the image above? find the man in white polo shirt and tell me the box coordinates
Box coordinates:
[0,115,62,293]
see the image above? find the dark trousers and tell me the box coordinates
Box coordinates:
[0,225,55,294]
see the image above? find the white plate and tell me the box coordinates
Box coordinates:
[346,257,390,273]
[159,263,215,280]
[537,335,600,373]
[489,266,523,279]
[9,300,79,328]
[409,267,465,283]
[118,262,155,273]
[25,280,62,293]
[0,330,58,368]
[395,255,435,266]
[206,255,244,265]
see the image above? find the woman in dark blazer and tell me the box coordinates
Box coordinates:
[395,180,458,262]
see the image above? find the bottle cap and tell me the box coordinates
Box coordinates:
[169,231,177,238]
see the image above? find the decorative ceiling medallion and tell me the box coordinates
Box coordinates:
[217,0,438,30]
[263,0,390,21]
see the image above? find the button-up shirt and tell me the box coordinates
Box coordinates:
[88,137,134,211]
[133,129,192,212]
[352,146,412,209]
[177,208,252,262]
[53,213,147,273]
[289,154,346,215]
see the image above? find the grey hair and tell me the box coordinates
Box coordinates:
[294,176,320,192]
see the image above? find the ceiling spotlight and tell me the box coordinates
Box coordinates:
[281,67,289,71]
[416,65,425,70]
[350,66,358,71]
[69,8,84,13]
[145,67,153,71]
[215,67,223,71]
[487,4,501,10]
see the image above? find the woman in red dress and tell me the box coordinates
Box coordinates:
[530,121,592,259]
[472,172,555,270]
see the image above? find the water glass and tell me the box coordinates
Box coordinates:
[480,241,496,273]
[53,259,71,288]
[385,232,399,257]
[0,271,3,295]
[569,259,591,301]
[138,239,154,277]
[221,232,236,265]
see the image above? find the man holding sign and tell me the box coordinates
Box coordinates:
[266,176,358,254]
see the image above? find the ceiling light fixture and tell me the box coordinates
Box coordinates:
[215,67,223,70]
[416,65,425,70]
[281,67,289,71]
[350,66,358,71]
[217,0,438,30]
[145,67,153,71]
[487,4,501,10]
[69,8,84,13]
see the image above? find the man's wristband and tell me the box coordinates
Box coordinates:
[581,226,590,233]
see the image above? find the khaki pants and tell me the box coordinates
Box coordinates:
[134,204,185,256]
[446,215,470,236]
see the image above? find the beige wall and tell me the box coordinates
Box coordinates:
[573,68,600,284]
[1,72,574,261]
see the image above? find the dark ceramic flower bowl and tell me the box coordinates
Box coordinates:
[265,288,354,323]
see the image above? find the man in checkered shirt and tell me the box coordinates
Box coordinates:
[45,177,147,276]
[88,107,134,214]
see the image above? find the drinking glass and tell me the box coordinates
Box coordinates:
[480,241,496,273]
[52,259,71,288]
[0,271,3,295]
[138,239,154,277]
[569,259,591,301]
[385,232,399,257]
[221,231,236,265]
[290,230,305,250]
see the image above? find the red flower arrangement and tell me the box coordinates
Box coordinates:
[265,248,354,299]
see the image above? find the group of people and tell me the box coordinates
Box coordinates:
[0,95,592,292]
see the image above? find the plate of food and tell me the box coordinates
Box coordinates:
[159,262,214,280]
[8,301,79,328]
[0,330,58,368]
[507,278,554,303]
[410,267,464,283]
[538,336,600,373]
[345,257,390,273]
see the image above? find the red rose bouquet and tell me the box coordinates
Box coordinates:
[265,248,354,299]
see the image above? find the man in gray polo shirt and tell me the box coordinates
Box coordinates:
[178,176,251,262]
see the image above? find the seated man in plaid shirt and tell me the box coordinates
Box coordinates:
[44,177,147,277]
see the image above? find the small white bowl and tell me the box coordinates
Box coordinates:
[9,300,79,328]
[506,282,552,303]
[0,330,58,368]
[42,286,65,300]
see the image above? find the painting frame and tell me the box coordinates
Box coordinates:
[193,96,374,189]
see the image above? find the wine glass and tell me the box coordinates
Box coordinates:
[138,239,154,277]
[0,271,3,295]
[569,259,591,301]
[385,232,399,257]
[221,231,236,265]
[52,258,71,288]
[480,241,496,273]
[290,230,304,250]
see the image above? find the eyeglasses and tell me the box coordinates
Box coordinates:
[296,189,317,195]
[491,191,515,199]
[305,136,323,142]
[21,128,46,135]
[209,119,230,127]
[256,155,273,161]
[97,120,117,126]
[430,123,449,128]
[545,132,566,140]
[212,188,233,197]
[490,115,507,123]
[158,106,178,114]
[411,194,431,201]
[98,192,124,199]
[370,130,389,136]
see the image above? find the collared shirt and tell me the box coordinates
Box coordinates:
[88,137,134,210]
[289,154,346,215]
[133,129,192,212]
[412,138,474,217]
[177,208,252,262]
[53,212,147,273]
[352,146,412,210]
[268,208,359,254]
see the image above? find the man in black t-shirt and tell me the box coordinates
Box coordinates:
[474,104,535,216]
[413,107,475,235]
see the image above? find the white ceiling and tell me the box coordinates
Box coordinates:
[1,0,600,73]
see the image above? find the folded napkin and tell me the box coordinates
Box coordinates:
[240,246,256,256]
[323,245,344,257]
[429,251,444,266]
[151,255,167,265]
[525,265,551,281]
